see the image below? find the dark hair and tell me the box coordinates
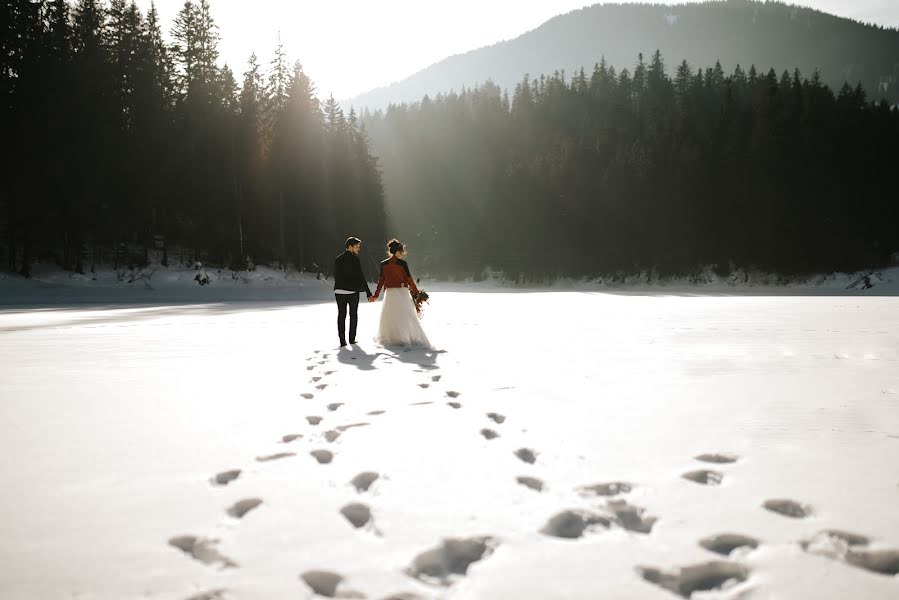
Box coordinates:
[387,239,404,255]
[345,237,361,249]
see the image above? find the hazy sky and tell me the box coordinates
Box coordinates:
[137,1,899,100]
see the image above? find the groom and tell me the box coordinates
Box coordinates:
[333,237,374,347]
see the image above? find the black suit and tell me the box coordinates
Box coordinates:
[333,250,372,345]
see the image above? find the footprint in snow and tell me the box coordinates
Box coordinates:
[682,469,724,486]
[763,498,812,518]
[168,535,237,569]
[514,448,537,464]
[801,530,899,576]
[281,434,302,443]
[606,499,657,533]
[182,589,232,600]
[316,384,329,391]
[406,537,498,585]
[340,502,373,529]
[300,571,343,598]
[487,412,505,424]
[699,533,760,556]
[577,482,633,497]
[540,510,610,539]
[210,469,241,486]
[306,416,323,425]
[325,430,341,442]
[337,422,370,432]
[351,471,380,492]
[445,391,460,398]
[695,453,739,464]
[227,498,262,519]
[256,452,295,462]
[447,402,462,409]
[480,428,499,440]
[300,392,314,400]
[327,403,343,412]
[310,449,334,464]
[637,561,749,598]
[516,476,544,491]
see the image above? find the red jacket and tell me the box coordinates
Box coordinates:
[373,257,419,297]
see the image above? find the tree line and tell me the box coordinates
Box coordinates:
[363,52,899,279]
[1,0,387,277]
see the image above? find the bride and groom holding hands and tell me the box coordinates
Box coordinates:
[333,236,431,349]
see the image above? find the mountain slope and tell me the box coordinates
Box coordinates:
[347,0,899,109]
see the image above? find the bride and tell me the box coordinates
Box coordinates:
[369,239,432,348]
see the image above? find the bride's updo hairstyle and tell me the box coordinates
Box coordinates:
[387,239,404,256]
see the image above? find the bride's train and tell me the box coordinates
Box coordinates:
[376,287,432,348]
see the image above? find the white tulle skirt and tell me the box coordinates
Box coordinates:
[375,287,432,348]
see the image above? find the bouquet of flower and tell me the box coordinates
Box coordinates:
[411,289,430,318]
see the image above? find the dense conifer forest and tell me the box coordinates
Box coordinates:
[364,53,899,279]
[1,0,387,277]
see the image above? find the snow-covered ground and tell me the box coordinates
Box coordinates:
[0,270,898,599]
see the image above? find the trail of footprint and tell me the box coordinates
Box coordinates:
[227,498,263,519]
[418,383,430,389]
[487,412,505,424]
[763,498,812,518]
[327,403,343,412]
[445,391,460,398]
[307,416,323,426]
[316,384,329,391]
[700,533,760,556]
[431,375,442,382]
[325,430,341,442]
[210,470,241,486]
[480,428,499,440]
[301,393,314,400]
[407,537,498,586]
[168,536,237,569]
[256,452,295,462]
[351,471,380,492]
[447,402,462,409]
[637,561,749,598]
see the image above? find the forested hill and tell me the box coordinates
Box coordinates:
[348,1,899,110]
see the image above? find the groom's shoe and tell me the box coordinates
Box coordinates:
[349,339,357,345]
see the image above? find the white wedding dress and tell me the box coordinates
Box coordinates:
[375,287,432,348]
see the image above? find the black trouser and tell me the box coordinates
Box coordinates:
[336,293,360,344]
